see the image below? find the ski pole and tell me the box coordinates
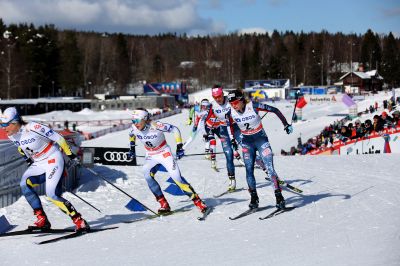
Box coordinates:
[63,159,102,213]
[265,176,303,193]
[63,186,102,213]
[85,167,159,216]
[290,93,300,124]
[182,151,225,157]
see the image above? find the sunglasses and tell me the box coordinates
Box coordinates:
[132,119,142,124]
[0,122,13,127]
[229,99,241,106]
[213,95,224,101]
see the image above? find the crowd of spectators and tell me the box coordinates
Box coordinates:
[282,98,400,156]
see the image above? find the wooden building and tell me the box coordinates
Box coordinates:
[339,70,384,94]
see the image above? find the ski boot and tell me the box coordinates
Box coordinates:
[248,189,259,209]
[211,158,217,169]
[233,150,241,160]
[204,149,211,160]
[32,208,51,229]
[72,214,90,232]
[274,189,286,210]
[156,195,171,214]
[193,195,208,213]
[228,174,236,192]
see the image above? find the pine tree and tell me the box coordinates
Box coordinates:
[59,31,83,96]
[381,32,400,87]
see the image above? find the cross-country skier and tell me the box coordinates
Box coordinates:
[187,98,224,171]
[198,85,242,191]
[183,99,214,161]
[226,89,293,210]
[128,108,208,214]
[0,107,89,231]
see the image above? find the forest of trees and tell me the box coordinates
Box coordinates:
[0,18,399,99]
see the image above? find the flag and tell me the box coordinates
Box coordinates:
[342,94,355,107]
[164,184,186,196]
[125,198,146,212]
[296,96,307,109]
[383,134,391,154]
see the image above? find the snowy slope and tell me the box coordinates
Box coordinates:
[1,154,399,266]
[1,91,400,266]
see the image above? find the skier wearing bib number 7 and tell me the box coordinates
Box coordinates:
[225,89,293,210]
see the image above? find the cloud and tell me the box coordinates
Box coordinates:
[238,27,270,35]
[382,7,400,17]
[0,0,224,35]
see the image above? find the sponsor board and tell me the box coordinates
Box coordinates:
[308,127,400,155]
[93,147,137,166]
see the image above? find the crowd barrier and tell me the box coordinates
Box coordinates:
[308,126,400,155]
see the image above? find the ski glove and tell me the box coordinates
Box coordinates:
[26,158,34,166]
[192,126,197,133]
[176,143,185,159]
[128,150,136,159]
[284,125,293,134]
[68,153,77,160]
[231,139,238,150]
[186,118,193,125]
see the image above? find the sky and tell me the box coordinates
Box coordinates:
[0,0,399,36]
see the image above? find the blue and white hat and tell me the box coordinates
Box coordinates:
[0,107,21,124]
[132,109,150,121]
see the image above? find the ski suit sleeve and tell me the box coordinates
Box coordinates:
[226,110,235,137]
[187,107,195,125]
[129,131,136,150]
[154,121,183,144]
[28,122,73,156]
[254,102,290,127]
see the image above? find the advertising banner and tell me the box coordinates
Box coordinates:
[93,147,137,166]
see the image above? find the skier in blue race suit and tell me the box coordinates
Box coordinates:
[226,89,293,210]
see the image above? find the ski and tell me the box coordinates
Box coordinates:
[197,207,213,221]
[211,166,219,172]
[0,227,75,237]
[265,177,303,193]
[122,208,191,223]
[259,206,296,220]
[229,205,273,220]
[213,187,245,198]
[236,157,245,166]
[36,226,118,245]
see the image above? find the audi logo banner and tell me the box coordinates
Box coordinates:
[93,147,137,166]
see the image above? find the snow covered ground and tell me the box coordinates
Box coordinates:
[1,91,400,266]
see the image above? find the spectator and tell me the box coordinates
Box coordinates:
[354,119,365,138]
[392,110,400,127]
[372,115,384,132]
[374,101,378,111]
[337,125,351,142]
[369,105,375,113]
[381,111,393,128]
[347,123,357,139]
[364,119,373,134]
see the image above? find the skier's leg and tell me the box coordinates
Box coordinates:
[45,152,89,230]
